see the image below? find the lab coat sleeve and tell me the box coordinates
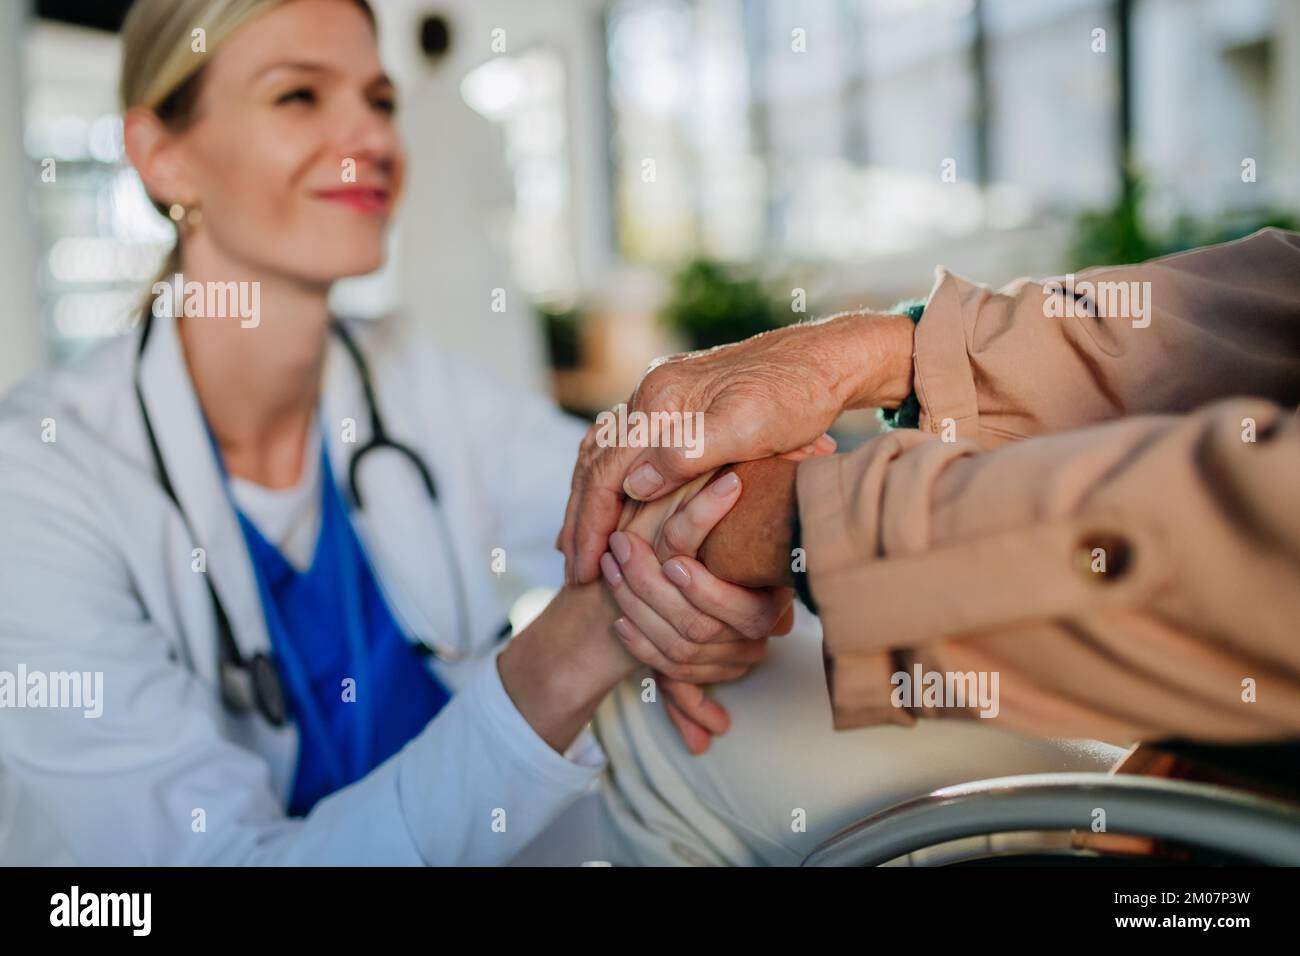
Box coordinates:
[396,646,604,864]
[0,447,599,865]
[419,351,612,773]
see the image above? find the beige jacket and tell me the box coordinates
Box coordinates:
[797,228,1300,743]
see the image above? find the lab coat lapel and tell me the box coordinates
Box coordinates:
[318,324,468,660]
[136,311,272,659]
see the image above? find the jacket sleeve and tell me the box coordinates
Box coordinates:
[912,227,1300,446]
[796,397,1300,744]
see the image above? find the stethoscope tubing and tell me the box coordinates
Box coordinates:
[133,313,476,728]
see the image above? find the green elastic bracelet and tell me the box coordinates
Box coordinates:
[790,507,818,615]
[876,301,926,431]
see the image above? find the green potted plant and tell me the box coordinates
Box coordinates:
[1071,171,1298,269]
[537,303,583,370]
[660,257,781,351]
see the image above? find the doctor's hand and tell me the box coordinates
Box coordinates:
[601,466,790,753]
[605,525,794,754]
[604,441,834,753]
[499,469,787,757]
[557,310,916,585]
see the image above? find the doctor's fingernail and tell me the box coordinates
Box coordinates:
[709,472,740,497]
[663,559,691,588]
[609,531,632,564]
[624,463,664,500]
[600,553,623,586]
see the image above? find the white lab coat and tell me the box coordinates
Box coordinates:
[0,311,598,865]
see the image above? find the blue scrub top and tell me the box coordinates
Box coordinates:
[234,447,452,817]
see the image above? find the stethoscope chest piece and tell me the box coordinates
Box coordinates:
[250,652,289,727]
[220,651,289,728]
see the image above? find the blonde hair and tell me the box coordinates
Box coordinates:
[120,0,375,316]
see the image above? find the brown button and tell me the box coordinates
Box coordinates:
[1073,532,1133,583]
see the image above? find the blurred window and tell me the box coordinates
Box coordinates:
[24,22,166,361]
[462,47,579,306]
[604,0,1290,264]
[604,0,996,263]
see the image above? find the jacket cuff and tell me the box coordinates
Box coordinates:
[796,451,914,730]
[913,269,984,441]
[823,648,916,730]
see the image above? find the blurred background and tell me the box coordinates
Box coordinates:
[1,0,1296,445]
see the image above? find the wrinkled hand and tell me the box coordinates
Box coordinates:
[557,312,915,585]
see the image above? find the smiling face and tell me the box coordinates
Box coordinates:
[139,0,405,286]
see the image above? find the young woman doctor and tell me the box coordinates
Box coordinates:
[0,0,794,864]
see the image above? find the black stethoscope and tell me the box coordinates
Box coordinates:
[133,314,478,728]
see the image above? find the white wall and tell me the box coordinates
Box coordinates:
[375,0,613,394]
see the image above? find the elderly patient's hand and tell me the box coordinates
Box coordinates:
[558,311,915,585]
[603,443,832,753]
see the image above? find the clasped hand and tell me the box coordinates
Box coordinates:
[595,441,831,752]
[558,312,914,752]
